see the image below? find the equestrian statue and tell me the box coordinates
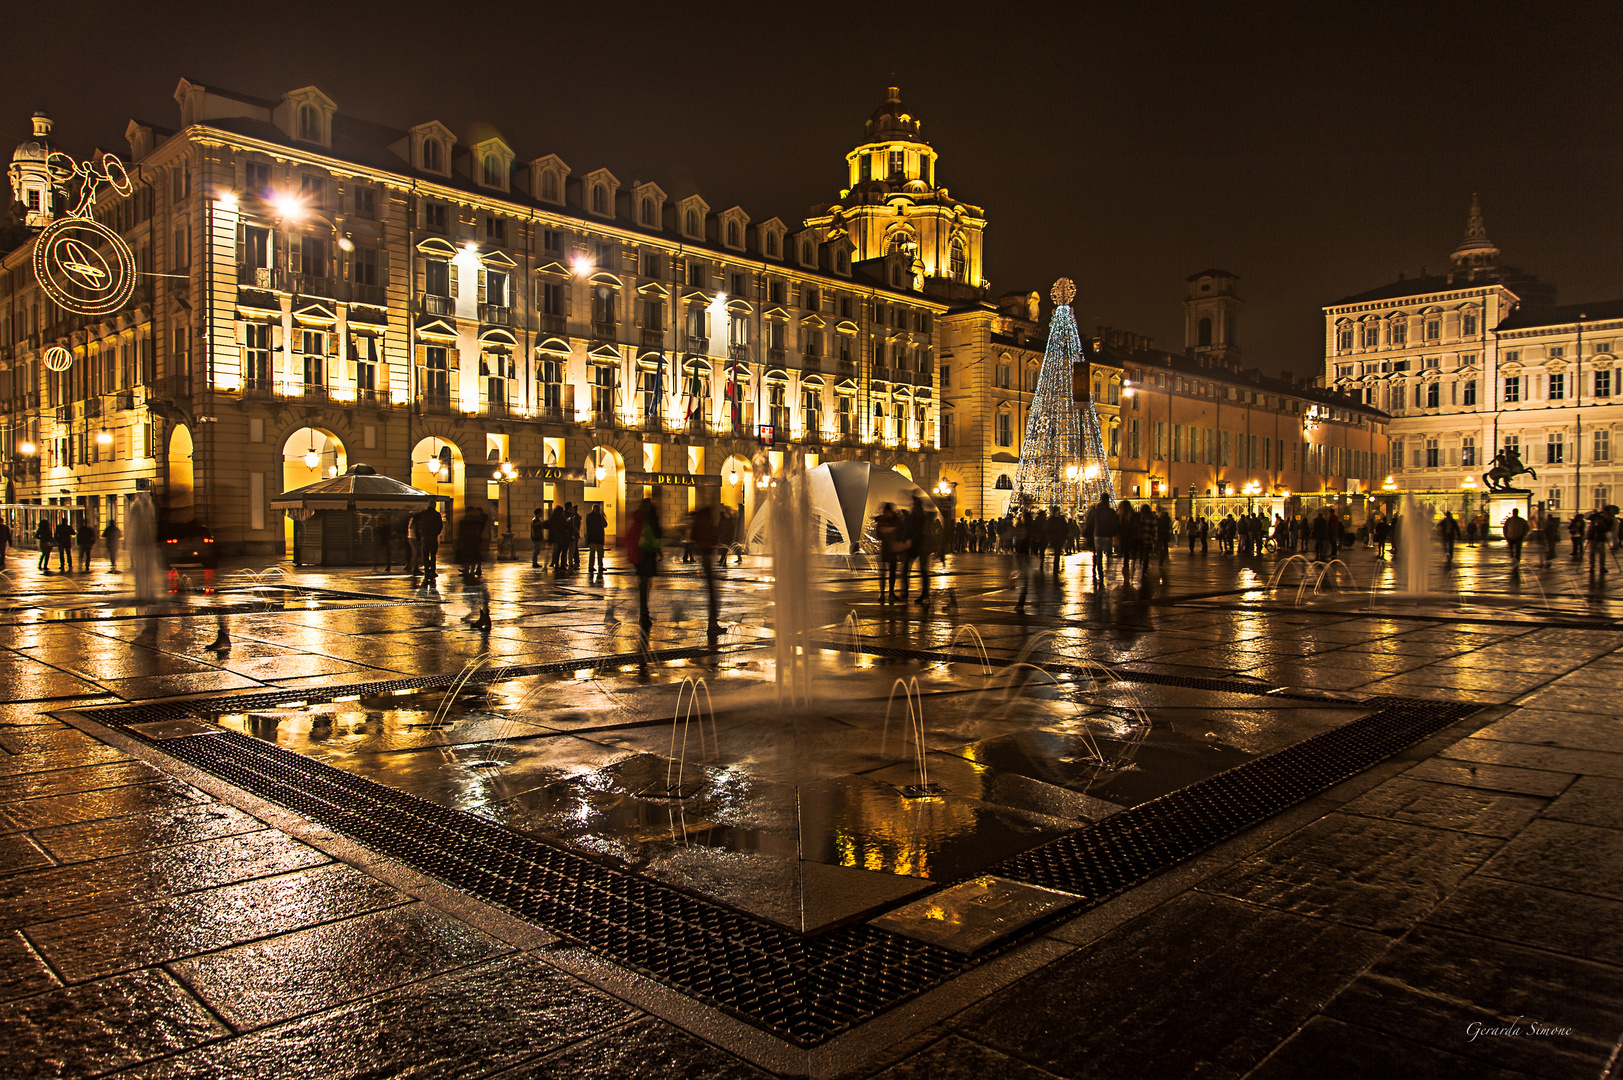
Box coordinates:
[1483,445,1537,492]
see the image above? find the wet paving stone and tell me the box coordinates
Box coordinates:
[1404,758,1576,798]
[1541,775,1623,829]
[1201,813,1504,934]
[0,725,103,755]
[0,758,165,803]
[1440,738,1623,780]
[0,741,131,775]
[27,862,408,983]
[1478,819,1623,901]
[0,831,54,876]
[1322,926,1623,1079]
[1246,1016,1543,1080]
[1425,875,1623,968]
[121,954,637,1080]
[959,891,1391,1080]
[0,929,60,1002]
[485,1015,769,1079]
[1340,777,1547,838]
[0,828,328,930]
[30,799,265,863]
[866,1033,1063,1080]
[0,777,211,832]
[169,902,511,1031]
[0,967,225,1079]
[1474,712,1623,756]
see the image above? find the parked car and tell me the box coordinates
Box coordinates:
[158,520,218,569]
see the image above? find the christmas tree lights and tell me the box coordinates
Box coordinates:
[1012,279,1114,518]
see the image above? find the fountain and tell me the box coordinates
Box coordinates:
[1397,493,1435,597]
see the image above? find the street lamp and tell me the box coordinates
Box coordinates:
[96,428,112,447]
[493,458,517,557]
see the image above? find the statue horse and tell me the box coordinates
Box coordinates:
[1483,460,1537,491]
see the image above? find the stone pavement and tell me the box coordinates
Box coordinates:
[0,541,1620,1078]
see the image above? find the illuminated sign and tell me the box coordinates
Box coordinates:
[624,472,722,487]
[32,153,137,317]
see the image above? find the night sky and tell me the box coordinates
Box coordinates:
[4,0,1618,377]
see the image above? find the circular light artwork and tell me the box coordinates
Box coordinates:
[34,218,136,316]
[1051,277,1076,306]
[43,346,73,372]
[30,152,138,317]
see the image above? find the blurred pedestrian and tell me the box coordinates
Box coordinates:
[1587,506,1616,576]
[373,515,394,572]
[624,498,662,631]
[416,505,443,584]
[1541,510,1562,568]
[76,520,95,572]
[0,517,10,571]
[529,507,546,567]
[691,503,721,633]
[102,518,120,572]
[1503,508,1529,569]
[585,504,607,577]
[1439,511,1460,568]
[565,502,582,570]
[876,503,901,601]
[1570,512,1586,558]
[456,505,489,579]
[54,518,74,572]
[36,517,53,572]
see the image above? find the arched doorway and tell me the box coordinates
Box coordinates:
[718,453,754,539]
[167,425,195,518]
[410,437,464,520]
[282,427,348,550]
[585,445,625,539]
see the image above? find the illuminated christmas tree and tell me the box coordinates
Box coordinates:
[1012,278,1115,518]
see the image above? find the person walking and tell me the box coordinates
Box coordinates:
[417,505,443,584]
[0,517,10,571]
[1089,495,1118,585]
[1117,502,1139,585]
[35,517,53,573]
[1541,510,1562,568]
[565,502,582,571]
[373,515,395,572]
[76,520,95,573]
[585,503,607,577]
[1373,515,1390,560]
[102,518,120,572]
[624,498,662,632]
[54,517,75,573]
[455,505,489,580]
[1438,511,1460,568]
[875,503,902,601]
[529,508,546,568]
[691,503,721,633]
[1587,506,1616,576]
[1047,507,1068,575]
[1570,512,1586,559]
[1503,508,1529,569]
[405,512,422,577]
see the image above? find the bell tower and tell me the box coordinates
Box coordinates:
[8,112,61,229]
[1184,269,1242,370]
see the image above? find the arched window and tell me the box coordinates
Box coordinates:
[765,233,778,256]
[887,230,912,255]
[482,155,501,186]
[949,236,966,280]
[995,474,1013,490]
[423,140,442,172]
[592,184,608,214]
[298,105,319,141]
[726,220,740,247]
[1198,317,1213,347]
[540,170,558,202]
[685,209,699,236]
[640,197,655,225]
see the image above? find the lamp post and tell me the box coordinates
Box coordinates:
[493,459,517,557]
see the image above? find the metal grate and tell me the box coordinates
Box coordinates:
[86,658,1483,1044]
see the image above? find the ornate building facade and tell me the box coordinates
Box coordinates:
[2,81,949,553]
[1323,197,1623,516]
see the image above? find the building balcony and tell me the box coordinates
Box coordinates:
[683,334,709,355]
[242,379,276,401]
[728,344,751,363]
[585,410,620,430]
[530,404,574,425]
[479,304,511,327]
[82,397,102,419]
[419,294,455,318]
[591,320,618,343]
[478,398,522,419]
[417,389,460,415]
[290,274,339,299]
[114,390,138,411]
[355,388,393,410]
[640,328,665,351]
[152,375,190,401]
[349,282,387,307]
[55,403,74,423]
[766,347,787,365]
[537,313,566,336]
[238,265,284,291]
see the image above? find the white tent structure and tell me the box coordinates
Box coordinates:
[744,461,940,555]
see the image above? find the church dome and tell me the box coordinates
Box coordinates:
[11,113,53,162]
[864,87,928,145]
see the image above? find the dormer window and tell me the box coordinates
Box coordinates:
[685,209,699,236]
[592,184,608,215]
[541,171,558,201]
[482,154,502,187]
[424,140,442,172]
[727,221,740,247]
[837,250,849,274]
[802,242,813,265]
[641,198,656,226]
[298,105,320,142]
[765,233,778,257]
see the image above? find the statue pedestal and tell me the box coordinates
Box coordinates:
[1486,490,1533,539]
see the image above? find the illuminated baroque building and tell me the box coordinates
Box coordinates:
[1,81,947,554]
[941,271,1390,520]
[1323,196,1623,516]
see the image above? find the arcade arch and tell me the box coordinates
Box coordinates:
[410,436,464,520]
[166,425,194,516]
[585,445,625,538]
[282,426,348,548]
